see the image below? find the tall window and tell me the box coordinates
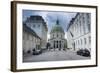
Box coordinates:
[79,20,81,34]
[53,34,54,38]
[84,38,86,44]
[87,13,91,32]
[89,36,91,44]
[75,41,77,47]
[81,39,82,45]
[78,40,80,45]
[61,35,62,38]
[83,15,85,24]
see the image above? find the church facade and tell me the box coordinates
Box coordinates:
[67,13,91,51]
[48,20,67,50]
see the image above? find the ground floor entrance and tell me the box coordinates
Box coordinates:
[53,40,62,49]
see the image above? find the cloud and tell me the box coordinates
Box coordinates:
[45,12,76,32]
[23,10,77,33]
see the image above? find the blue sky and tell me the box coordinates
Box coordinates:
[23,10,77,34]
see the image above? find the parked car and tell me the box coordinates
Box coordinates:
[77,49,90,57]
[77,49,83,56]
[32,48,42,55]
[82,49,90,57]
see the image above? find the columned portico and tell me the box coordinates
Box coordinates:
[53,40,62,49]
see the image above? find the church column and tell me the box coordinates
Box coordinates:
[59,41,61,49]
[53,41,55,49]
[58,41,59,49]
[55,41,57,50]
[60,41,62,48]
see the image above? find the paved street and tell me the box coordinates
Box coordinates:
[23,50,90,62]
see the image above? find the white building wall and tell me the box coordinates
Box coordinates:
[41,24,47,48]
[26,19,48,49]
[23,31,41,54]
[67,13,91,51]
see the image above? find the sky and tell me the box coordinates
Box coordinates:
[23,10,77,39]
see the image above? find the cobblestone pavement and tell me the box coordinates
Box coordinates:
[23,49,90,62]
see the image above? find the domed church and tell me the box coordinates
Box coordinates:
[48,19,67,50]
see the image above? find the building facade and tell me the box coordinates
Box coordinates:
[25,15,48,49]
[49,20,67,50]
[23,24,41,54]
[67,13,91,51]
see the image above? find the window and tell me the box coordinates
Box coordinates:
[84,38,86,44]
[83,16,85,24]
[75,41,77,47]
[81,39,82,45]
[89,36,91,44]
[76,41,78,47]
[80,19,81,26]
[87,13,91,32]
[78,40,80,45]
[33,25,35,27]
[35,38,37,43]
[53,34,54,38]
[87,13,90,19]
[61,35,62,38]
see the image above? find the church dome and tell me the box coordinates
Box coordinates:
[50,20,64,33]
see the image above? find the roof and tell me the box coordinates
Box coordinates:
[50,20,64,33]
[48,38,66,41]
[67,13,79,31]
[23,23,41,39]
[25,15,48,31]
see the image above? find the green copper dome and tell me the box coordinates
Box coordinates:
[50,20,64,33]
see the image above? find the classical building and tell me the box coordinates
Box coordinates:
[48,20,67,50]
[25,15,48,49]
[23,24,41,54]
[67,13,91,51]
